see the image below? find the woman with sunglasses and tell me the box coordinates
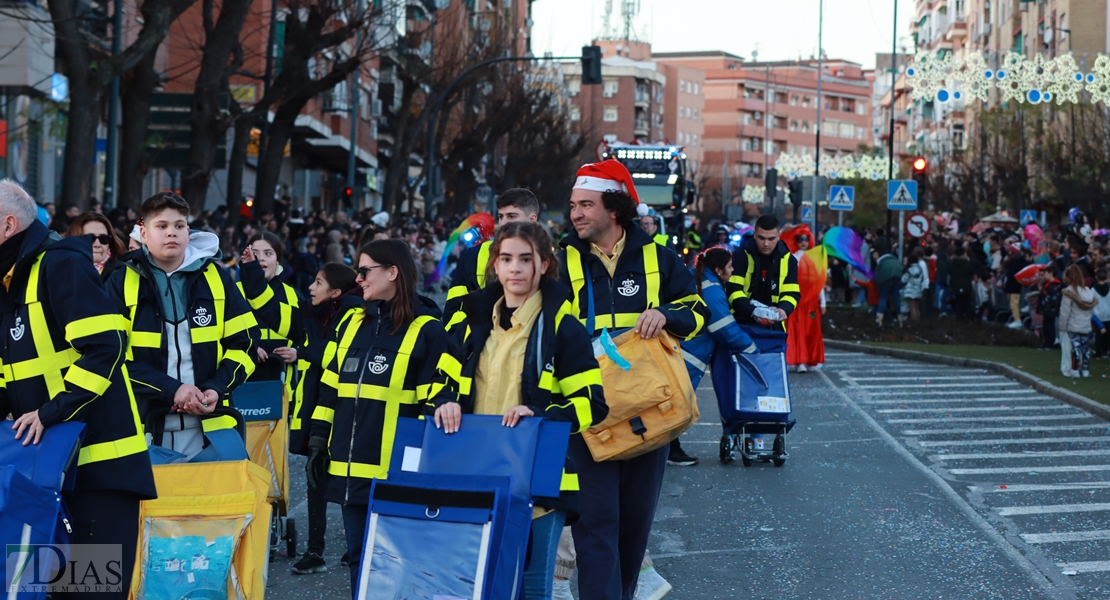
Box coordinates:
[307,239,449,595]
[66,212,127,279]
[431,222,608,600]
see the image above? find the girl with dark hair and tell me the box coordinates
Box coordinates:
[432,222,608,600]
[238,230,306,394]
[307,238,449,594]
[66,211,127,278]
[289,262,361,575]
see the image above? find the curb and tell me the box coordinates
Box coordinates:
[825,339,1110,423]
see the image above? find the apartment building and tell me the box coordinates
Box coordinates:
[655,52,873,202]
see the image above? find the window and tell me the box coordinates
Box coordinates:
[857,126,866,140]
[743,112,752,125]
[569,105,581,121]
[776,92,787,104]
[790,120,798,132]
[801,121,810,133]
[603,79,619,98]
[802,96,811,107]
[603,106,618,122]
[693,134,698,146]
[742,139,751,151]
[693,108,699,120]
[567,79,581,96]
[823,120,838,136]
[790,94,799,106]
[857,103,865,115]
[694,83,699,95]
[680,79,686,92]
[839,122,854,137]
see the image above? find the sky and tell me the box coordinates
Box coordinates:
[531,0,917,69]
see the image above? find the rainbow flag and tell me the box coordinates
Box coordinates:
[822,226,872,279]
[427,212,495,284]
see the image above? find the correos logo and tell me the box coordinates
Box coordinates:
[238,407,272,417]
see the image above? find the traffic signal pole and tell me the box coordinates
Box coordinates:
[887,0,898,238]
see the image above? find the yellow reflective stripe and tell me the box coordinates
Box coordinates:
[64,365,112,396]
[591,313,640,329]
[335,383,418,404]
[560,471,579,491]
[224,313,255,337]
[390,316,433,389]
[780,295,799,308]
[77,433,147,466]
[780,284,801,293]
[569,396,594,432]
[328,460,388,480]
[416,383,432,400]
[123,268,140,308]
[566,246,585,318]
[27,304,69,399]
[202,414,238,432]
[242,281,275,310]
[642,242,660,309]
[475,241,492,288]
[312,405,335,424]
[438,353,464,384]
[446,310,467,331]
[446,285,468,301]
[3,348,81,381]
[65,315,129,342]
[191,327,222,344]
[558,369,602,396]
[130,331,161,348]
[278,301,292,339]
[539,371,558,393]
[321,368,340,389]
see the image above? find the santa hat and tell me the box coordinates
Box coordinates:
[574,159,651,217]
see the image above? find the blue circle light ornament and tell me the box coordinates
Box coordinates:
[953,91,963,100]
[1044,92,1053,102]
[906,67,917,77]
[937,89,951,102]
[997,70,1007,80]
[1027,89,1042,104]
[1088,73,1097,83]
[984,70,994,80]
[1076,73,1085,82]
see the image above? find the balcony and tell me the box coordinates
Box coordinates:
[634,119,650,137]
[634,90,650,108]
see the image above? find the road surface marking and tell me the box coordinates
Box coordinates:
[846,375,1009,382]
[998,503,1110,516]
[1055,561,1110,573]
[878,405,1065,414]
[1021,530,1110,544]
[860,383,1028,389]
[904,424,1109,435]
[817,370,1055,595]
[971,483,1110,493]
[862,396,1044,405]
[921,436,1110,447]
[935,449,1110,460]
[889,414,1090,424]
[865,389,1037,396]
[948,464,1110,475]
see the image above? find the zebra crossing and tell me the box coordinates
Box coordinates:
[827,349,1110,585]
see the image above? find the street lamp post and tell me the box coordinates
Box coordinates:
[812,0,823,232]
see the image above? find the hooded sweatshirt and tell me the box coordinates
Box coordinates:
[145,231,222,386]
[1060,285,1098,334]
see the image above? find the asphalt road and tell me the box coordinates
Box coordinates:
[266,349,1110,599]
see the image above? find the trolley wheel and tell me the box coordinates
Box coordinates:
[772,457,786,467]
[741,455,753,467]
[719,435,734,464]
[285,518,298,558]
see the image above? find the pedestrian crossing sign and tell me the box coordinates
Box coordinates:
[887,180,918,210]
[1020,210,1037,225]
[829,185,854,211]
[801,206,813,222]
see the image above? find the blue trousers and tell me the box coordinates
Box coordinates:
[877,279,901,317]
[523,510,568,599]
[342,504,368,598]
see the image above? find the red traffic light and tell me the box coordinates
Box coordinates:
[344,187,353,197]
[912,157,927,173]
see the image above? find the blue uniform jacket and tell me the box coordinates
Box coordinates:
[682,270,757,389]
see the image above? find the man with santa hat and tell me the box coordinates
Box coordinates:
[555,158,709,600]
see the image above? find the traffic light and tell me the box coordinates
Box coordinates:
[787,179,803,207]
[581,45,602,85]
[344,187,353,199]
[911,156,927,186]
[764,168,778,195]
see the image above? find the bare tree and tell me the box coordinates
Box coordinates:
[48,0,199,205]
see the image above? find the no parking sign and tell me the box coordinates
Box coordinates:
[905,212,931,238]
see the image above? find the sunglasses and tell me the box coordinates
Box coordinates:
[85,233,113,245]
[356,264,392,279]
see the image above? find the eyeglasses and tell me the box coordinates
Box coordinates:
[356,264,392,279]
[85,234,113,245]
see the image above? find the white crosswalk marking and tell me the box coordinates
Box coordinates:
[920,437,1110,447]
[947,464,1110,475]
[971,483,1110,493]
[877,405,1065,414]
[888,414,1089,424]
[935,449,1110,460]
[903,424,1108,435]
[1021,531,1110,544]
[1056,561,1110,573]
[999,503,1110,516]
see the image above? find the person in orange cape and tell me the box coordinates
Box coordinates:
[781,225,826,372]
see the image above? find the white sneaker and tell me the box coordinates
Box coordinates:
[809,363,823,371]
[634,567,673,600]
[797,364,808,373]
[1064,369,1080,378]
[552,578,574,600]
[1007,321,1023,329]
[1082,370,1090,378]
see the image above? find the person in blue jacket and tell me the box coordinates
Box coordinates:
[682,247,758,409]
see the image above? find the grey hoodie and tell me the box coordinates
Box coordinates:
[144,231,222,385]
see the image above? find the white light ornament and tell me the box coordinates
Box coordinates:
[742,185,765,204]
[1085,55,1110,105]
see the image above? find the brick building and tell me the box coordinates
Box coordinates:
[655,52,873,209]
